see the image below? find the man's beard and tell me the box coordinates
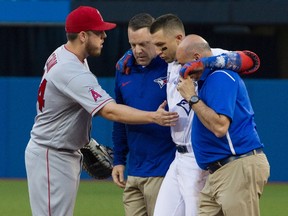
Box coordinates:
[86,41,101,57]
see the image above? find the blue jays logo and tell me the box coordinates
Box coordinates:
[154,76,167,88]
[177,99,192,116]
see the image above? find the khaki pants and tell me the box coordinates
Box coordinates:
[199,153,270,216]
[123,176,163,216]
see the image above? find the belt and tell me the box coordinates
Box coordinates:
[207,148,263,174]
[176,145,192,154]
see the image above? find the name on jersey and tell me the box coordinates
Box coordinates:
[46,53,57,73]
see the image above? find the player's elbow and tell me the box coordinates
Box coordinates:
[98,102,119,121]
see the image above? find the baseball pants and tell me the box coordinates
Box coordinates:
[154,152,208,216]
[25,141,82,216]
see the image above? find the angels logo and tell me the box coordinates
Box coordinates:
[89,88,102,102]
[154,76,167,88]
[177,99,192,116]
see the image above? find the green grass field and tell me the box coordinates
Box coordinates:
[0,179,287,216]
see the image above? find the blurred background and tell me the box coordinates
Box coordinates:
[0,0,287,181]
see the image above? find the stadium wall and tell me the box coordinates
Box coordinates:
[0,0,69,24]
[0,77,287,181]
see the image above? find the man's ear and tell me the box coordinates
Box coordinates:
[194,53,201,61]
[79,31,88,43]
[175,34,184,45]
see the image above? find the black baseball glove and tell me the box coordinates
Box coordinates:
[80,138,113,179]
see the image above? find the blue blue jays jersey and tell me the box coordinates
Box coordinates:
[113,56,176,177]
[193,69,264,170]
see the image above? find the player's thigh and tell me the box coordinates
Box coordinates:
[25,144,50,215]
[154,160,185,216]
[178,154,207,197]
[123,176,146,216]
[178,155,208,216]
[48,149,82,216]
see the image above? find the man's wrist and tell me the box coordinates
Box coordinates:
[188,95,200,107]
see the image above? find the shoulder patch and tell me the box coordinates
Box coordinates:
[89,88,102,102]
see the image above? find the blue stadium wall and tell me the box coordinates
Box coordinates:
[0,77,287,182]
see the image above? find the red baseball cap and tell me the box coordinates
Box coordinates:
[65,6,116,33]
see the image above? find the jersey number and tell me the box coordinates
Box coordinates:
[38,79,47,112]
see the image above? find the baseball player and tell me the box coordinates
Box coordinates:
[176,34,270,216]
[24,7,178,216]
[149,14,258,216]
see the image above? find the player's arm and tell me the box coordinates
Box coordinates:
[115,49,135,74]
[177,76,230,137]
[179,50,260,78]
[98,100,178,126]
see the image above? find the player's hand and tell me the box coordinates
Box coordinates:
[179,60,204,79]
[116,49,135,74]
[153,101,179,126]
[177,76,197,101]
[238,50,260,75]
[112,165,126,188]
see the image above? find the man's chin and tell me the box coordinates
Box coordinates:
[164,58,174,64]
[90,50,101,57]
[136,59,150,67]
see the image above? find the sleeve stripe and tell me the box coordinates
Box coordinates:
[90,98,114,116]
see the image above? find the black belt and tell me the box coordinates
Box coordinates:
[176,145,190,153]
[207,148,263,174]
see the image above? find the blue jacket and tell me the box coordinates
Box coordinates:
[112,56,176,177]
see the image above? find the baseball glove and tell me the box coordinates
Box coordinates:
[80,138,113,179]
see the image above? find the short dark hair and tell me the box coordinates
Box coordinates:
[150,14,185,35]
[66,32,78,41]
[128,13,154,31]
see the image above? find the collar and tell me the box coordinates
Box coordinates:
[198,68,214,90]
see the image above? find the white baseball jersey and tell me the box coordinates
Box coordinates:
[30,45,114,151]
[167,48,228,147]
[154,48,228,216]
[167,61,194,146]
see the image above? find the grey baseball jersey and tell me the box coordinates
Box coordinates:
[25,45,114,216]
[30,45,114,151]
